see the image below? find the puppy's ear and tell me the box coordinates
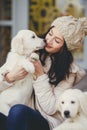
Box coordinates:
[11,36,24,54]
[55,100,61,113]
[78,91,87,116]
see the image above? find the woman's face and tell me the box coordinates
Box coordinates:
[45,27,64,53]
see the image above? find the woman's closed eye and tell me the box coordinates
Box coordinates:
[55,39,60,44]
[48,31,52,36]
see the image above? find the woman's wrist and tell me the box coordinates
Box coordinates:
[4,72,15,83]
[36,72,45,78]
[33,72,45,80]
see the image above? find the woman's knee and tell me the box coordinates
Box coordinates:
[8,104,27,118]
[7,105,30,129]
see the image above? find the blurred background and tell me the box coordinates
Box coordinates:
[0,0,87,70]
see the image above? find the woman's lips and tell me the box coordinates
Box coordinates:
[46,44,52,48]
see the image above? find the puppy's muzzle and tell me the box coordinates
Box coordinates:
[64,110,70,118]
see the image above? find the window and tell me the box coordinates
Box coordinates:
[0,0,12,66]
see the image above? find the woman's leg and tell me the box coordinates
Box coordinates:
[0,112,7,130]
[7,104,50,130]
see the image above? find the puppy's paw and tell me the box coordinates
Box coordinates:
[30,53,39,62]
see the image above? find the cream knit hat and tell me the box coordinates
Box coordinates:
[51,15,87,50]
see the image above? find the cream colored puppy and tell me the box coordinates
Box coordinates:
[54,89,87,130]
[0,30,45,115]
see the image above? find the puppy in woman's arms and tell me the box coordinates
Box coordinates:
[0,30,45,116]
[54,89,87,130]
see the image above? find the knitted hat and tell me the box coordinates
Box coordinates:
[51,15,87,50]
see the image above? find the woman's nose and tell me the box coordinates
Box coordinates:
[46,37,53,44]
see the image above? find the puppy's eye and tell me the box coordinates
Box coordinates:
[61,101,64,104]
[71,101,75,104]
[32,35,35,38]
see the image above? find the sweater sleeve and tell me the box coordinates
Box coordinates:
[33,72,76,115]
[33,74,56,115]
[0,74,14,92]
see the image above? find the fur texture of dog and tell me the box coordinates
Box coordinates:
[53,89,87,130]
[0,30,45,115]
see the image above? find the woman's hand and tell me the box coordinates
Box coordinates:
[5,65,28,83]
[32,60,44,78]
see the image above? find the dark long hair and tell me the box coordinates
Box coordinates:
[38,27,73,86]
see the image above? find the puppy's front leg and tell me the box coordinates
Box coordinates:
[19,59,35,74]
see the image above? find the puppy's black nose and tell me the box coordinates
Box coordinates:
[64,110,70,118]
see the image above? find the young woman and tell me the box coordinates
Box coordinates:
[0,16,87,130]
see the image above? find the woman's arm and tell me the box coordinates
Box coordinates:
[33,74,56,115]
[5,65,28,83]
[0,65,28,91]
